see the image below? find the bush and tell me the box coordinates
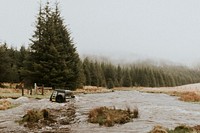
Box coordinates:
[21,109,49,123]
[88,106,138,127]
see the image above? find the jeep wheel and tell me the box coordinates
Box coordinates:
[56,95,64,103]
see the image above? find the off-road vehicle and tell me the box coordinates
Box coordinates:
[50,89,75,103]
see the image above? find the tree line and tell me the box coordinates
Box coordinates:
[82,58,200,88]
[1,43,200,90]
[1,2,200,90]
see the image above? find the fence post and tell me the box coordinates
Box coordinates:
[30,88,32,95]
[42,85,44,95]
[34,83,37,95]
[22,87,24,96]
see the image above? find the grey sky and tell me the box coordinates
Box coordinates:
[1,0,200,65]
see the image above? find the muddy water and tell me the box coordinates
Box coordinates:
[71,91,200,133]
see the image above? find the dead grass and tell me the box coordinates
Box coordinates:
[193,125,200,132]
[129,85,200,103]
[21,109,45,123]
[0,88,52,99]
[149,125,197,133]
[169,125,194,133]
[149,125,168,133]
[76,86,112,94]
[113,87,144,91]
[178,92,200,102]
[88,106,138,127]
[169,91,200,102]
[17,107,75,131]
[18,109,53,129]
[0,100,12,110]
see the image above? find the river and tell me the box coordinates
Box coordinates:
[71,91,200,133]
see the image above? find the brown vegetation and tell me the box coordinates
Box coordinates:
[0,100,12,110]
[88,106,138,127]
[149,125,198,133]
[76,86,112,94]
[21,109,48,123]
[178,92,200,102]
[123,84,200,102]
[149,125,168,133]
[0,87,52,99]
[18,106,76,131]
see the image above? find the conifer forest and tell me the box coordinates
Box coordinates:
[1,3,200,90]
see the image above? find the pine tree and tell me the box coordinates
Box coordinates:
[83,58,91,85]
[90,61,99,86]
[25,2,81,90]
[116,65,123,87]
[122,68,132,87]
[104,63,116,88]
[0,44,9,82]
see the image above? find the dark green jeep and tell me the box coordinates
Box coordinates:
[50,89,75,103]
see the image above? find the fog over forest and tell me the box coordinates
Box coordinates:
[1,0,200,66]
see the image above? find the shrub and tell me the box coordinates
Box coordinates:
[21,109,49,123]
[88,106,138,127]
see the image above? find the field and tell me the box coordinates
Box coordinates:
[1,83,200,132]
[114,83,200,102]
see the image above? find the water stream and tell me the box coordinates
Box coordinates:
[71,91,200,133]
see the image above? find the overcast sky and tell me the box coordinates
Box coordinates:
[1,0,200,65]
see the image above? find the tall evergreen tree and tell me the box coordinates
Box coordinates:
[24,2,81,90]
[116,65,123,87]
[83,58,91,85]
[122,68,132,87]
[0,44,9,82]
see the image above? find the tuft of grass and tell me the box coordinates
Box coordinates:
[0,100,12,110]
[21,110,43,123]
[193,125,200,132]
[149,125,168,133]
[88,106,138,127]
[149,125,196,133]
[178,92,200,102]
[19,109,49,124]
[168,125,194,133]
